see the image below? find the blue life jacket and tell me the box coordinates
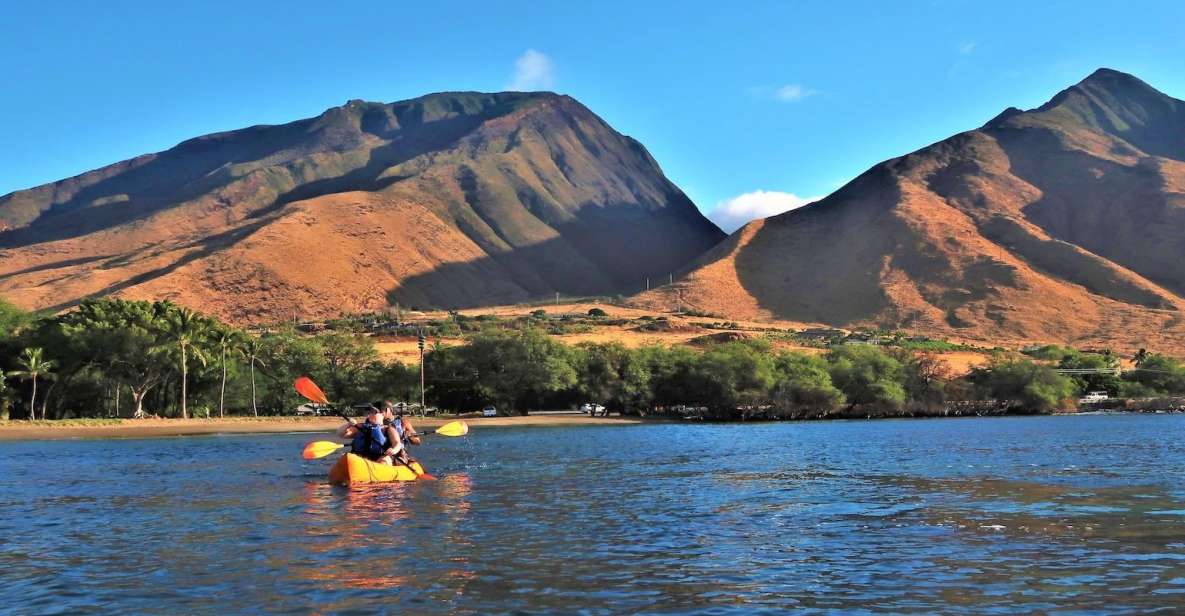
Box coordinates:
[350,421,388,460]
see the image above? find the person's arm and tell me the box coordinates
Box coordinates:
[383,426,403,456]
[337,423,357,439]
[402,417,422,445]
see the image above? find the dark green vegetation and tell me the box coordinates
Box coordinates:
[0,298,414,420]
[3,298,1184,420]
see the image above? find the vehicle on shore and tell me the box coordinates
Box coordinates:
[294,404,333,417]
[580,403,606,416]
[482,405,497,417]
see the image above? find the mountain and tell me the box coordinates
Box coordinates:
[644,69,1185,351]
[0,92,723,322]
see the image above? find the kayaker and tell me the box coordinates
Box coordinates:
[338,406,401,465]
[382,401,421,462]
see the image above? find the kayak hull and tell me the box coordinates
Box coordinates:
[329,453,426,485]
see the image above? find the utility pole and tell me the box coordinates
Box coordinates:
[555,292,559,307]
[418,328,426,417]
[669,272,673,285]
[646,277,650,292]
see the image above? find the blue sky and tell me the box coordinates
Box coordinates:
[2,1,1184,231]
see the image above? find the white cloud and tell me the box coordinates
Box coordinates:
[508,49,555,91]
[774,84,817,102]
[748,83,818,103]
[957,41,977,55]
[707,190,822,233]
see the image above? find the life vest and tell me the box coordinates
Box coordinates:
[386,417,409,445]
[350,421,388,460]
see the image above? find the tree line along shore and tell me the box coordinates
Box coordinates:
[1,297,1184,422]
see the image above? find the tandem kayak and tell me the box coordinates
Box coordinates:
[328,453,428,485]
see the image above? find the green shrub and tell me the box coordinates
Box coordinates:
[1022,344,1076,361]
[1124,354,1185,394]
[969,358,1075,411]
[771,353,844,417]
[827,346,907,410]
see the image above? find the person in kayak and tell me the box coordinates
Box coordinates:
[381,401,421,463]
[338,406,402,465]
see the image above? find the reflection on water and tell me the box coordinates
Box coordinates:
[3,416,1185,613]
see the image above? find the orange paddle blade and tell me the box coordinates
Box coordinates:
[294,376,330,405]
[302,440,345,460]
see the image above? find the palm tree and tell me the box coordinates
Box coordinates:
[160,308,210,419]
[242,336,266,417]
[12,347,56,420]
[1134,348,1150,367]
[214,329,242,419]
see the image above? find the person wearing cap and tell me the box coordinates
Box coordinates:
[337,405,402,465]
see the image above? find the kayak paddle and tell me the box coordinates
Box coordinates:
[300,421,470,460]
[294,376,331,406]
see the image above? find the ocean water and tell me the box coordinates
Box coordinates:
[3,415,1185,614]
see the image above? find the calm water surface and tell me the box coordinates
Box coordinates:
[3,415,1185,614]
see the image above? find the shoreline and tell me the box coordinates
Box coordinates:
[4,407,1182,442]
[0,414,647,442]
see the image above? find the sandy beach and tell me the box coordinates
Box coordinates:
[0,414,646,441]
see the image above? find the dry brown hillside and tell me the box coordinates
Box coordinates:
[0,92,723,322]
[638,69,1185,354]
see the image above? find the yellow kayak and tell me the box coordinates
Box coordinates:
[328,453,428,485]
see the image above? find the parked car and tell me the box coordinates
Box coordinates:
[482,405,497,417]
[295,403,332,417]
[1079,391,1109,404]
[580,403,606,416]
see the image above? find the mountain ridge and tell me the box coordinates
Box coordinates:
[0,91,724,322]
[640,68,1185,352]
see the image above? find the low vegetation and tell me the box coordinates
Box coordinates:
[1,297,1183,421]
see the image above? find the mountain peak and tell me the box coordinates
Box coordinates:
[1079,67,1144,87]
[1073,67,1168,104]
[1039,68,1163,111]
[1021,68,1185,159]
